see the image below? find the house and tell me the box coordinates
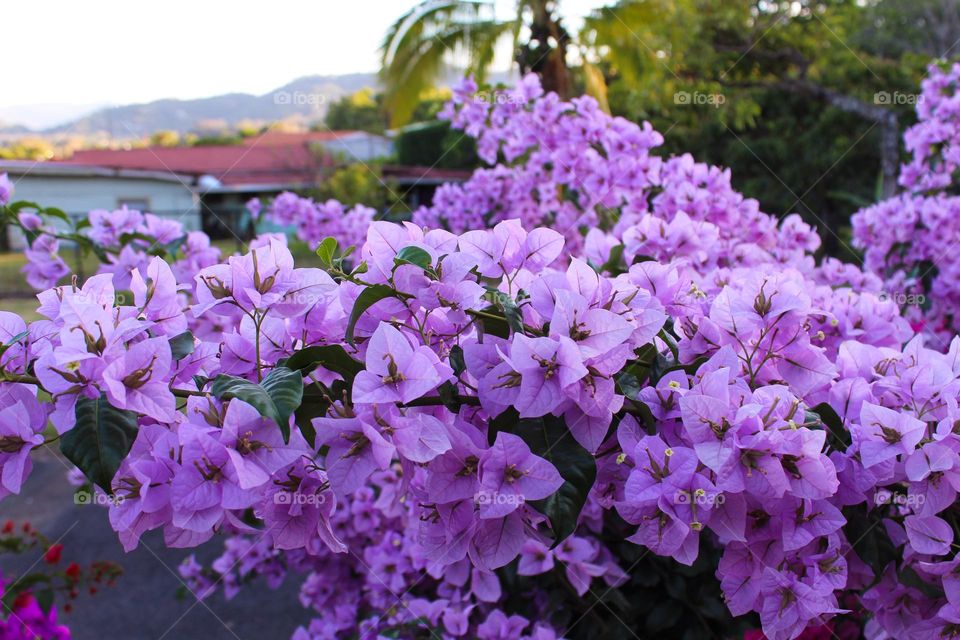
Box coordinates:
[58,130,471,240]
[64,131,393,238]
[0,159,200,250]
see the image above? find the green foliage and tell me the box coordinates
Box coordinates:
[584,0,934,259]
[315,162,392,209]
[513,412,597,546]
[210,367,304,443]
[394,120,478,169]
[61,395,139,492]
[323,88,389,134]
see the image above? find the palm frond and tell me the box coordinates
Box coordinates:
[380,0,512,126]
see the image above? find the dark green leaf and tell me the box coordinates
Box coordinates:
[512,414,597,545]
[295,381,339,448]
[210,367,304,442]
[34,588,54,613]
[809,401,849,447]
[345,284,398,345]
[449,345,466,376]
[42,206,70,223]
[502,297,524,334]
[169,331,195,361]
[284,344,364,381]
[472,306,510,339]
[599,244,625,274]
[7,201,42,214]
[394,245,432,269]
[436,381,462,413]
[61,395,138,492]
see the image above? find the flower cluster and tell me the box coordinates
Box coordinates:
[853,61,960,339]
[266,191,376,250]
[3,74,960,640]
[412,75,820,273]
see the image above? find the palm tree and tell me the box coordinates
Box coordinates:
[380,0,571,127]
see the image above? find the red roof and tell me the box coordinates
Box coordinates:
[64,139,339,187]
[241,131,363,146]
[62,133,472,190]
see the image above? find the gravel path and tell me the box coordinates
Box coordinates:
[1,449,306,640]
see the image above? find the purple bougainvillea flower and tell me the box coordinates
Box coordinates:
[0,384,47,498]
[352,322,450,404]
[102,336,177,422]
[0,172,13,206]
[477,432,563,519]
[905,515,954,556]
[855,402,926,468]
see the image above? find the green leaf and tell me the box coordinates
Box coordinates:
[316,237,338,267]
[210,367,304,442]
[345,284,398,345]
[34,588,54,613]
[7,200,42,214]
[169,331,195,361]
[295,381,341,448]
[512,414,597,546]
[809,401,849,448]
[449,345,466,376]
[284,344,364,381]
[394,245,432,270]
[472,306,510,339]
[501,297,524,334]
[159,235,187,259]
[599,244,625,274]
[436,381,462,413]
[41,206,70,223]
[61,395,139,493]
[4,330,29,347]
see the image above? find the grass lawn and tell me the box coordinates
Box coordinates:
[0,235,322,322]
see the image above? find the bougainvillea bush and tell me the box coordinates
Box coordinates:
[3,69,960,640]
[853,60,960,341]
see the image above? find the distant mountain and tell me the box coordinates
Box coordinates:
[44,73,379,138]
[0,121,31,135]
[0,103,110,131]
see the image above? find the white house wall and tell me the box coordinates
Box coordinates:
[6,174,200,249]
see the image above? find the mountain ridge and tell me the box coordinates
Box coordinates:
[34,73,380,138]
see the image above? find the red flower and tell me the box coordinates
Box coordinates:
[1,520,12,534]
[64,562,82,581]
[44,543,64,564]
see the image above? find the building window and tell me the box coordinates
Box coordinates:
[117,198,150,212]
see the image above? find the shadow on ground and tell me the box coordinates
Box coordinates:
[1,449,305,639]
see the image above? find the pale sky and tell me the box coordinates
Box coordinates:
[3,0,598,117]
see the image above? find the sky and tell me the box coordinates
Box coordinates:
[3,0,598,126]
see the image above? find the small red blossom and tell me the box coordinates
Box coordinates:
[43,543,64,564]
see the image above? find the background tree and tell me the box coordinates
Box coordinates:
[582,0,938,257]
[380,0,571,126]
